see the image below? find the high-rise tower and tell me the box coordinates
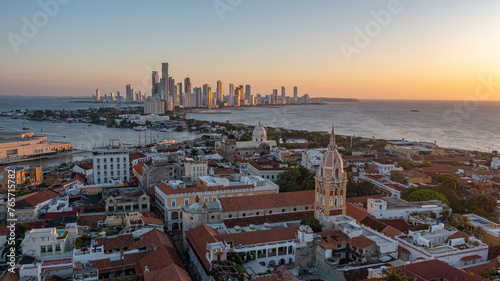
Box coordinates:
[314,126,347,222]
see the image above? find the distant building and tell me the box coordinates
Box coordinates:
[1,164,42,191]
[0,132,71,164]
[216,80,223,102]
[385,141,445,159]
[491,157,500,170]
[103,186,150,215]
[216,121,277,159]
[465,213,500,246]
[144,99,165,115]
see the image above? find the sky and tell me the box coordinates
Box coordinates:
[1,0,499,100]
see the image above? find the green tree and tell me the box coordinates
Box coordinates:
[407,190,450,206]
[300,217,322,233]
[276,165,315,192]
[381,268,416,281]
[397,159,416,170]
[390,171,407,185]
[464,194,497,213]
[435,174,459,190]
[346,178,379,197]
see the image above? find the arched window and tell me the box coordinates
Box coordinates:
[340,197,343,206]
[335,189,338,196]
[334,198,338,207]
[329,198,333,206]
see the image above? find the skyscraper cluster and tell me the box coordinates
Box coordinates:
[132,61,312,114]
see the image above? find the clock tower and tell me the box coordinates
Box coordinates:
[314,126,347,222]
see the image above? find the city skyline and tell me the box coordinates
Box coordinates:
[1,0,500,100]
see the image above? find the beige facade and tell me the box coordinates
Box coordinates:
[0,132,72,163]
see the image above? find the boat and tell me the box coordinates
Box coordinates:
[0,126,4,130]
[161,139,176,145]
[22,118,29,130]
[410,109,420,112]
[134,126,147,131]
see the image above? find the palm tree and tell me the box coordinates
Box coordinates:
[381,268,416,281]
[471,226,486,240]
[456,216,472,231]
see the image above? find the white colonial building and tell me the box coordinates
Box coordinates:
[367,197,450,221]
[21,226,78,258]
[92,147,130,184]
[396,224,488,268]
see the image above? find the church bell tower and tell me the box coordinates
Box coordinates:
[314,126,347,222]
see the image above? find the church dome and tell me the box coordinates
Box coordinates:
[319,127,345,180]
[252,121,267,143]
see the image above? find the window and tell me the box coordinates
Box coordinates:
[29,213,33,220]
[184,199,189,206]
[204,197,209,202]
[171,200,176,207]
[142,204,148,209]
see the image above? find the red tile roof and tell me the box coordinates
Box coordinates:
[16,189,59,207]
[219,190,314,212]
[445,230,472,242]
[144,264,191,281]
[461,255,482,261]
[346,202,369,222]
[223,211,313,228]
[96,234,134,252]
[394,259,484,281]
[185,225,299,270]
[76,161,93,171]
[213,168,237,175]
[142,216,164,226]
[157,182,254,196]
[349,236,376,250]
[380,219,410,231]
[132,162,145,176]
[129,152,147,161]
[346,194,385,205]
[77,215,106,228]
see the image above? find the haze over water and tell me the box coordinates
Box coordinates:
[188,100,500,153]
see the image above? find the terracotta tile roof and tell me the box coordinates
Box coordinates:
[411,155,470,163]
[398,245,411,255]
[381,225,403,238]
[76,161,93,171]
[274,265,299,281]
[132,162,145,176]
[213,168,237,175]
[144,263,191,281]
[380,219,410,231]
[141,210,157,218]
[248,159,286,171]
[219,190,314,212]
[445,230,472,242]
[360,216,387,232]
[466,256,500,275]
[129,152,147,161]
[461,254,482,261]
[77,215,106,228]
[420,165,471,175]
[394,259,484,281]
[223,211,313,228]
[45,210,77,220]
[317,230,349,250]
[96,234,135,252]
[186,225,299,270]
[0,225,10,236]
[401,170,429,178]
[346,202,369,222]
[141,216,164,226]
[131,229,174,250]
[157,182,254,196]
[16,189,59,207]
[185,225,221,268]
[348,236,375,250]
[217,226,299,247]
[346,194,385,205]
